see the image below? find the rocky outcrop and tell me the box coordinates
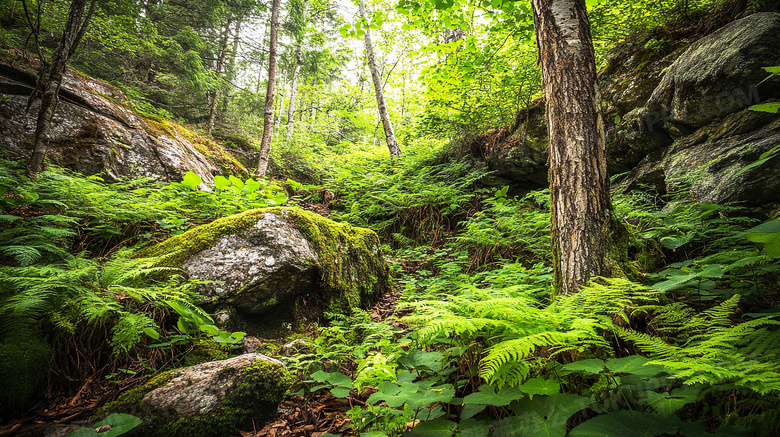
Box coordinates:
[0,56,245,184]
[481,12,780,213]
[619,13,780,210]
[137,207,390,333]
[644,13,780,131]
[96,354,291,437]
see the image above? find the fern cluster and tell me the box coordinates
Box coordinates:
[402,274,659,387]
[618,295,780,395]
[455,189,551,267]
[0,251,187,354]
[328,151,488,245]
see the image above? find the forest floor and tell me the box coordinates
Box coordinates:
[247,288,404,437]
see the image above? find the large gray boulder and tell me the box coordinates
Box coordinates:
[644,12,780,131]
[138,207,390,332]
[0,59,245,184]
[621,110,780,209]
[96,354,291,437]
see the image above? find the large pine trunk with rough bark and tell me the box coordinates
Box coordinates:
[532,0,613,294]
[358,0,400,157]
[27,0,94,175]
[256,0,281,177]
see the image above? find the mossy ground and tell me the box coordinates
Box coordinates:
[0,334,51,418]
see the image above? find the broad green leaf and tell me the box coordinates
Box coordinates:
[400,350,444,372]
[360,432,388,437]
[459,403,485,421]
[456,418,491,437]
[310,370,330,382]
[462,384,524,406]
[198,324,220,336]
[143,327,160,340]
[745,219,780,256]
[406,384,455,410]
[568,410,681,437]
[606,356,666,376]
[228,175,244,191]
[213,175,230,190]
[404,418,457,436]
[641,384,703,415]
[764,66,780,73]
[330,386,351,397]
[750,102,780,113]
[326,372,353,388]
[519,377,560,398]
[496,394,591,437]
[562,359,606,375]
[245,178,261,194]
[180,171,202,190]
[368,381,402,404]
[69,413,142,437]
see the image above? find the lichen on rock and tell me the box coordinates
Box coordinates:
[137,207,390,332]
[96,354,292,437]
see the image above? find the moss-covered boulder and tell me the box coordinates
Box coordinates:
[138,207,389,332]
[96,354,291,437]
[0,334,51,419]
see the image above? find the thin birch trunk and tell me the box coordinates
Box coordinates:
[256,0,281,177]
[285,44,302,145]
[358,0,400,156]
[207,17,232,134]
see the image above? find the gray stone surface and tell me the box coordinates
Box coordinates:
[645,12,780,130]
[0,62,243,185]
[621,110,780,210]
[182,212,319,315]
[143,354,284,418]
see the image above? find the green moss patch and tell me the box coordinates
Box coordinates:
[137,207,390,318]
[97,358,292,437]
[135,209,268,266]
[277,208,390,313]
[0,334,51,417]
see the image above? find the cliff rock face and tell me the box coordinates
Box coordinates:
[0,58,245,184]
[622,13,780,208]
[483,12,780,213]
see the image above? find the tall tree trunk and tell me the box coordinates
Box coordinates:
[207,17,232,134]
[285,43,302,145]
[532,0,613,294]
[275,91,285,142]
[256,0,281,177]
[27,0,95,175]
[358,0,400,157]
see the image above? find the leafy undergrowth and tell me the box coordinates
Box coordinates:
[272,162,780,437]
[2,155,780,437]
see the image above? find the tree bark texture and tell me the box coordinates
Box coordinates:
[256,0,281,177]
[532,0,613,294]
[27,0,94,175]
[358,0,400,157]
